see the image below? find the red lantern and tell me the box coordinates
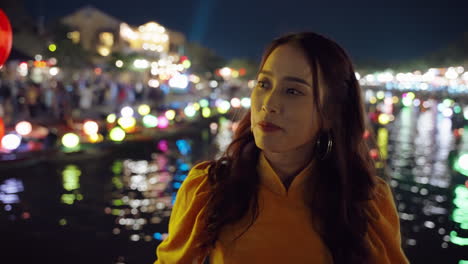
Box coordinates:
[0,9,13,66]
[0,117,4,140]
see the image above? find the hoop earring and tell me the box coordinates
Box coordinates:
[315,131,333,160]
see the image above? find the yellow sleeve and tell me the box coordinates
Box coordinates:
[154,162,211,264]
[366,177,410,264]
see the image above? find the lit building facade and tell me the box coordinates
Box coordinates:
[61,6,186,62]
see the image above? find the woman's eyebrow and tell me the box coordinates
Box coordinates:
[259,70,311,87]
[283,76,311,87]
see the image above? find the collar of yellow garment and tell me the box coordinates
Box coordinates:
[257,152,317,197]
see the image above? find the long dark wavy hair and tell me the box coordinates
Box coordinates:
[198,32,381,263]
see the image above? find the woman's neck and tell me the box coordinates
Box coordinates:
[263,141,315,187]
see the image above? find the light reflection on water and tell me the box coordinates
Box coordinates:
[0,99,467,263]
[387,99,468,263]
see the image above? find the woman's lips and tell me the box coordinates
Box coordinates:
[257,121,281,132]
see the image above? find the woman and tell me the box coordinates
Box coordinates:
[155,32,410,264]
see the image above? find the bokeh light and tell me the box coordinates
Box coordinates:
[165,110,176,120]
[158,116,169,129]
[107,114,117,123]
[184,105,196,118]
[202,107,211,118]
[217,100,231,114]
[142,115,158,128]
[83,121,99,135]
[138,104,151,116]
[61,133,80,148]
[121,106,134,118]
[117,117,136,130]
[230,98,241,108]
[241,97,251,108]
[1,134,22,150]
[15,121,32,136]
[109,127,126,142]
[199,99,209,108]
[378,114,391,125]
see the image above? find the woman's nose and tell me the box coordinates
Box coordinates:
[261,92,280,113]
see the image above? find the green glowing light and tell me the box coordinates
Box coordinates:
[113,199,124,206]
[143,114,158,128]
[107,114,117,123]
[454,153,468,177]
[182,60,191,69]
[109,127,126,142]
[199,99,209,108]
[202,107,211,118]
[59,218,67,226]
[62,165,81,191]
[112,161,123,175]
[61,133,80,149]
[450,231,468,246]
[61,194,75,205]
[48,44,57,52]
[377,128,388,160]
[443,98,454,108]
[184,105,196,118]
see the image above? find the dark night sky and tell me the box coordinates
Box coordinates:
[24,0,468,62]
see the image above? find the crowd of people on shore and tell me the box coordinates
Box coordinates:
[0,73,165,125]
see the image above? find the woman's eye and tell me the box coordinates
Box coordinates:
[257,81,268,89]
[286,88,303,95]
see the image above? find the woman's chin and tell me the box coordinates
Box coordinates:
[254,139,287,153]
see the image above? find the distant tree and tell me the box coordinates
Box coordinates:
[354,32,468,74]
[45,21,91,69]
[185,42,226,77]
[226,58,258,80]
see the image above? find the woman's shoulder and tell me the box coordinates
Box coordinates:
[184,161,211,185]
[372,176,392,200]
[366,176,397,222]
[177,161,212,203]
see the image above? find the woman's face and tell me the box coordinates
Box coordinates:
[251,44,322,153]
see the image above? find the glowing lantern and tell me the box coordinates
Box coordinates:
[143,115,158,128]
[202,107,211,118]
[217,100,231,114]
[15,121,32,136]
[107,114,117,123]
[1,134,21,150]
[0,117,4,139]
[184,105,196,117]
[454,153,468,177]
[61,133,80,148]
[88,133,103,143]
[109,127,126,142]
[230,98,241,108]
[199,99,209,108]
[83,121,99,135]
[378,114,390,125]
[120,106,134,118]
[158,116,169,129]
[165,110,176,120]
[48,44,57,52]
[0,9,13,66]
[138,104,151,116]
[117,117,136,130]
[241,98,251,108]
[157,140,169,152]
